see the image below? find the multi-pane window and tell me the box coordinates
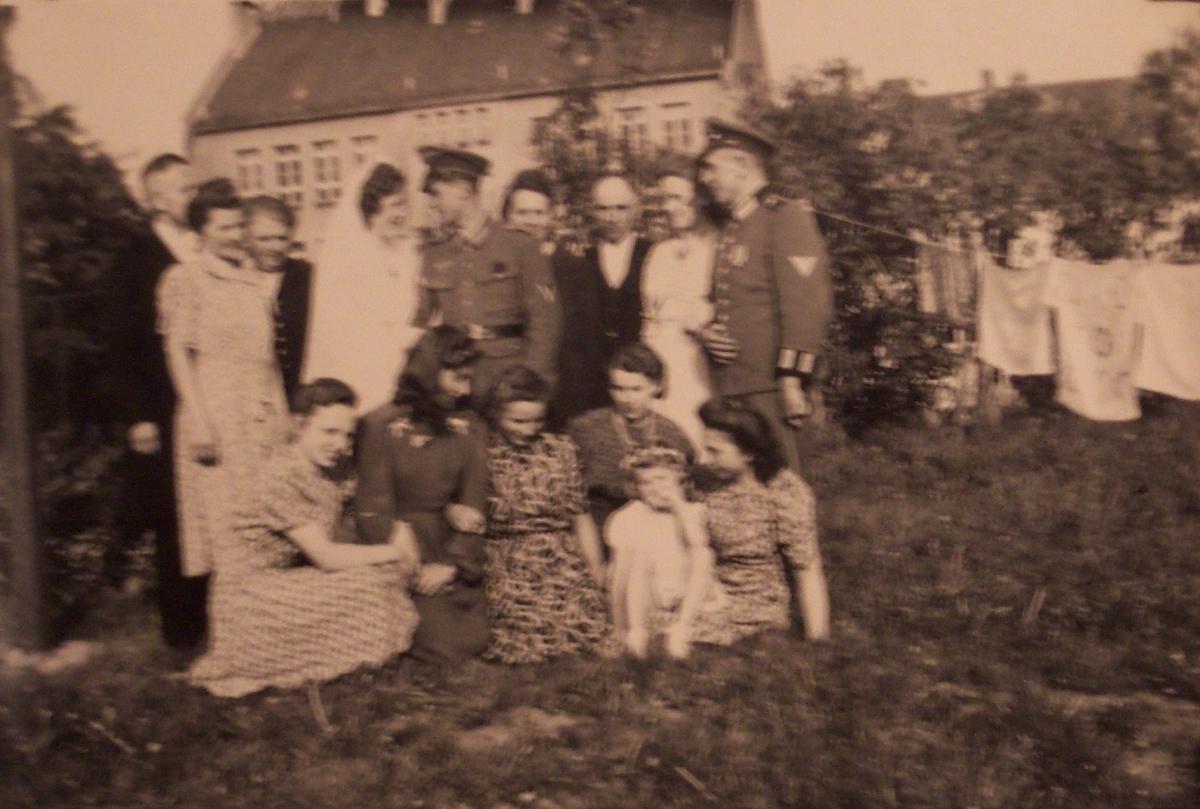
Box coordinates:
[660,102,694,152]
[350,134,378,168]
[234,148,265,193]
[312,140,342,208]
[616,106,649,153]
[274,144,303,209]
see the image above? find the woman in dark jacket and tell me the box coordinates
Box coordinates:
[355,326,490,661]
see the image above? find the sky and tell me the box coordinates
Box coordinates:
[5,0,1200,182]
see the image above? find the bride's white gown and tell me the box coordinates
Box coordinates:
[641,231,716,451]
[302,160,423,413]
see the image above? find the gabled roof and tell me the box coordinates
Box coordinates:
[192,0,735,135]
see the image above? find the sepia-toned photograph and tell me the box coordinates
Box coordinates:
[2,1,1199,806]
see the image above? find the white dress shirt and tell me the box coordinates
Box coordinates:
[597,233,637,289]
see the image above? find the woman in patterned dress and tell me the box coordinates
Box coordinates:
[189,379,419,698]
[157,179,289,582]
[483,365,613,664]
[567,342,694,532]
[356,326,491,662]
[641,163,717,452]
[697,397,830,642]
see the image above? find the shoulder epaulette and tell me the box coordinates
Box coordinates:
[760,192,787,211]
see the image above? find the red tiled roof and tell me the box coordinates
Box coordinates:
[193,0,734,134]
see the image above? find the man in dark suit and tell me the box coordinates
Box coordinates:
[243,195,312,403]
[551,173,653,426]
[111,153,205,651]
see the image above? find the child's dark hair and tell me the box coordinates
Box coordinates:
[606,341,667,397]
[359,162,406,227]
[698,397,785,484]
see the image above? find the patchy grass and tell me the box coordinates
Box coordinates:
[4,401,1200,808]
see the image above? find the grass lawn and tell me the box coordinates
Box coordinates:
[3,400,1200,808]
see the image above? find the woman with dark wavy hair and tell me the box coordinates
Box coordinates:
[697,397,830,642]
[356,326,491,661]
[304,159,423,411]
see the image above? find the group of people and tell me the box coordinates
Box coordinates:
[113,118,836,697]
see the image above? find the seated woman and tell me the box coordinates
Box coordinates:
[188,378,418,698]
[356,326,490,662]
[567,342,694,531]
[605,446,728,659]
[483,365,613,664]
[697,397,831,643]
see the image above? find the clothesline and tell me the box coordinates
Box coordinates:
[807,205,1006,263]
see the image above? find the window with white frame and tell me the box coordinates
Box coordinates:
[616,106,649,153]
[660,102,694,152]
[274,144,303,209]
[350,134,378,168]
[234,148,265,193]
[312,140,342,208]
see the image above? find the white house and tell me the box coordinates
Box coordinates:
[186,0,769,250]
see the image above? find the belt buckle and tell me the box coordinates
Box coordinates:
[465,323,491,341]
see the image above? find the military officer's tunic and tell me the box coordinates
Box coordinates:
[416,218,561,400]
[708,191,833,470]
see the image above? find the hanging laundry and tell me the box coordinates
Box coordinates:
[1132,262,1200,401]
[976,254,1055,377]
[1042,259,1141,421]
[914,244,976,325]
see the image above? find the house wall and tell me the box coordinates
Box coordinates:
[189,77,725,255]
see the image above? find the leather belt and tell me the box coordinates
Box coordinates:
[464,322,525,341]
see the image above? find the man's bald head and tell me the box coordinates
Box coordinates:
[591,174,639,244]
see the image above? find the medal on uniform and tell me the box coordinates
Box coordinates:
[729,244,749,268]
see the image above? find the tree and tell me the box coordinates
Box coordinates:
[747,62,960,430]
[14,103,142,430]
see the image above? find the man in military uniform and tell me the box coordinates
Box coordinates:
[696,117,834,472]
[416,147,561,403]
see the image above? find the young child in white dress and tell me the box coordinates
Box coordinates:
[605,446,727,659]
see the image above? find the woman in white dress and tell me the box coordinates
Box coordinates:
[303,159,424,412]
[641,164,717,451]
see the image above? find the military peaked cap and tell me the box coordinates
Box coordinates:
[700,117,778,161]
[419,146,491,193]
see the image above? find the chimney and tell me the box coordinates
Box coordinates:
[365,0,388,17]
[981,69,994,91]
[428,0,451,25]
[515,0,535,13]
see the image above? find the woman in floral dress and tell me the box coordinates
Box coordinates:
[697,397,830,642]
[483,365,613,664]
[356,326,491,662]
[189,379,418,698]
[157,179,288,580]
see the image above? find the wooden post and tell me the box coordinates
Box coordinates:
[0,6,51,650]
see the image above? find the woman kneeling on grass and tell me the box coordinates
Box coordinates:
[482,365,614,664]
[189,378,419,698]
[697,397,830,642]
